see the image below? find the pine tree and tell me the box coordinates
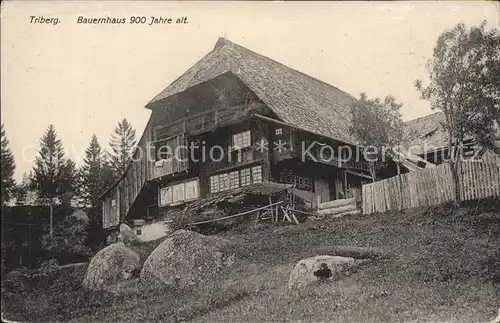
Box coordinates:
[30,125,77,206]
[14,172,30,206]
[1,124,16,206]
[79,134,116,219]
[108,118,136,176]
[80,134,103,209]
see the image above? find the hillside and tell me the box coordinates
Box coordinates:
[3,199,500,322]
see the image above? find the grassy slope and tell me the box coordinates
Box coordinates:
[3,201,500,322]
[195,202,500,322]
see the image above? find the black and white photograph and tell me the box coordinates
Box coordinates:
[1,1,500,322]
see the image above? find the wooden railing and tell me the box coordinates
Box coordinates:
[153,103,260,142]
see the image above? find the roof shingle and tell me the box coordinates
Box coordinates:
[147,37,359,145]
[404,112,448,154]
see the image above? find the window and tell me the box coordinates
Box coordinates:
[160,186,173,205]
[157,149,172,161]
[304,178,313,190]
[159,179,199,206]
[279,172,313,191]
[136,229,142,236]
[155,140,174,161]
[111,198,118,223]
[275,128,283,135]
[240,168,251,186]
[232,130,251,150]
[172,183,185,203]
[241,150,254,163]
[209,165,264,193]
[219,173,230,192]
[154,134,185,162]
[252,166,262,183]
[230,171,239,189]
[210,175,220,193]
[185,180,199,200]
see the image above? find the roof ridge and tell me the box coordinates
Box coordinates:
[405,111,444,124]
[214,37,228,50]
[145,36,360,145]
[221,38,357,101]
[146,38,229,107]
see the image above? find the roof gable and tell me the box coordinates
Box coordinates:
[147,37,359,145]
[404,112,449,153]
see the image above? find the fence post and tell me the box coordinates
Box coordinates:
[49,204,53,237]
[398,174,404,211]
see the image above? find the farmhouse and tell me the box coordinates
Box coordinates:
[99,37,413,234]
[403,111,500,164]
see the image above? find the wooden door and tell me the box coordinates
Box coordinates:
[335,179,344,200]
[315,179,331,203]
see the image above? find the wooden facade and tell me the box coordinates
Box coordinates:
[101,96,372,228]
[101,118,155,229]
[101,74,269,228]
[100,40,375,229]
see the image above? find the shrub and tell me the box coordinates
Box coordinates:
[423,201,457,218]
[41,216,93,264]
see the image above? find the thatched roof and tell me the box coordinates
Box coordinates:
[405,111,500,156]
[404,112,448,154]
[147,37,359,145]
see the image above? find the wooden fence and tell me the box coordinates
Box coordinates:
[362,153,500,215]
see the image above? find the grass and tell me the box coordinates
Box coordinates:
[2,199,500,322]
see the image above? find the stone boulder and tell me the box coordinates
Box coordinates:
[140,230,234,289]
[119,223,140,246]
[82,242,140,290]
[490,308,500,323]
[288,255,365,291]
[3,269,33,292]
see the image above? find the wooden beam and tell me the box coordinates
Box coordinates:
[146,122,151,180]
[187,115,251,137]
[253,113,292,129]
[345,169,373,180]
[252,113,358,147]
[187,201,284,226]
[291,209,319,217]
[254,210,261,223]
[344,170,348,196]
[281,206,292,222]
[150,133,185,145]
[268,196,273,222]
[153,108,218,133]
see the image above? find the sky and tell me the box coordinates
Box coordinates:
[1,1,499,182]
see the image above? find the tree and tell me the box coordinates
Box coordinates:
[349,93,407,181]
[14,172,31,206]
[41,216,92,260]
[79,134,116,220]
[415,21,500,202]
[108,118,136,176]
[1,124,16,205]
[30,125,77,207]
